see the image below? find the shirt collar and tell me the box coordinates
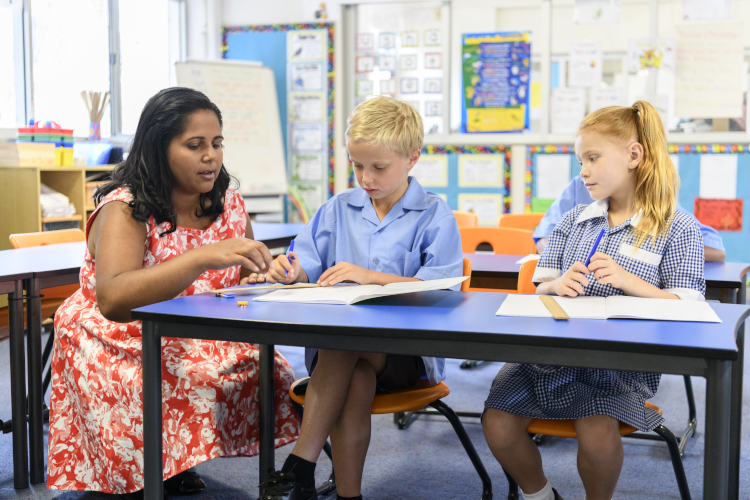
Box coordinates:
[341,176,430,211]
[575,198,643,228]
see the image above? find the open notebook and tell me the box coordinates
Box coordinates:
[253,276,469,305]
[496,294,721,323]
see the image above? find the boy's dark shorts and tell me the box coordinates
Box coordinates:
[309,352,426,392]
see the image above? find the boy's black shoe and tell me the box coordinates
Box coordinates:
[552,488,565,500]
[258,469,318,500]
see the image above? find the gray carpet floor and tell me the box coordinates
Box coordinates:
[0,315,748,500]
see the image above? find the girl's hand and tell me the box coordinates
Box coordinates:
[587,252,632,290]
[265,252,300,285]
[551,262,590,297]
[240,273,267,285]
[317,262,373,286]
[198,238,274,273]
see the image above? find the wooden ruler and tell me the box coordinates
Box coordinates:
[540,296,570,320]
[211,283,321,295]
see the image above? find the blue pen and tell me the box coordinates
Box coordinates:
[584,228,606,268]
[286,240,295,276]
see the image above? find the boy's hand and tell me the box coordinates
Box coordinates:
[318,262,373,286]
[240,273,267,285]
[587,252,632,290]
[266,252,300,284]
[551,262,590,297]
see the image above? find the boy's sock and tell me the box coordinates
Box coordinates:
[280,453,316,489]
[336,495,363,500]
[520,479,555,500]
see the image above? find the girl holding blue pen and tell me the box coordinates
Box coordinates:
[482,101,705,500]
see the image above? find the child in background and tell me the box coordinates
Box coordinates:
[257,96,463,500]
[533,175,726,261]
[482,101,705,500]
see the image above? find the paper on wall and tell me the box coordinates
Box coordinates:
[700,155,737,199]
[410,155,447,187]
[458,155,503,187]
[291,122,325,152]
[627,38,676,73]
[536,155,572,199]
[682,0,731,21]
[291,153,325,181]
[290,63,324,91]
[569,41,603,88]
[589,88,625,112]
[458,194,503,226]
[573,0,621,24]
[675,22,744,118]
[551,88,586,134]
[290,93,325,121]
[296,184,325,212]
[289,31,325,61]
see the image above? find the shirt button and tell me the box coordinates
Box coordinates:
[374,258,380,265]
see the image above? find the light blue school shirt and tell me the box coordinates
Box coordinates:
[532,176,725,251]
[294,176,463,386]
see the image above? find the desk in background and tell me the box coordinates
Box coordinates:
[134,290,750,500]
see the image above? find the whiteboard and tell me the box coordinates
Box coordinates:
[176,60,287,195]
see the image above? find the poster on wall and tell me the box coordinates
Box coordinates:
[694,198,743,231]
[550,88,586,134]
[461,32,531,133]
[627,38,675,73]
[573,0,621,24]
[682,0,731,21]
[568,41,603,88]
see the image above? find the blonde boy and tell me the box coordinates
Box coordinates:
[257,97,463,500]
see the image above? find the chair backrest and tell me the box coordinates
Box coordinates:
[517,259,538,294]
[9,228,85,249]
[453,210,478,228]
[498,213,545,230]
[459,227,537,255]
[461,257,472,291]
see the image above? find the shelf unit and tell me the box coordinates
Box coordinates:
[0,165,113,251]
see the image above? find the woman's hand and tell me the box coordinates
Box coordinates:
[587,252,632,290]
[265,252,301,284]
[317,262,373,286]
[549,262,590,297]
[197,238,274,274]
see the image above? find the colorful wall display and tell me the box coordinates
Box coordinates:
[410,146,511,225]
[461,32,531,133]
[223,22,335,221]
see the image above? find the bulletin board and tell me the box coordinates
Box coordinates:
[222,22,335,221]
[525,145,578,213]
[670,144,750,263]
[411,145,511,226]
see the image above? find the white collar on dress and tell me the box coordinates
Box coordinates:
[575,199,643,228]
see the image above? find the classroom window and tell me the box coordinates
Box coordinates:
[31,0,111,137]
[119,0,184,135]
[0,5,17,128]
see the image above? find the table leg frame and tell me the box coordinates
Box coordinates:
[705,358,732,500]
[143,320,164,500]
[258,344,276,488]
[8,280,28,489]
[24,277,44,484]
[728,281,746,500]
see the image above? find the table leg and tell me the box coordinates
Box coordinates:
[258,344,276,486]
[8,281,28,489]
[728,282,746,500]
[704,359,732,500]
[24,278,44,484]
[142,320,164,500]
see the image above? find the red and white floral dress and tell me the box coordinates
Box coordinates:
[47,187,299,494]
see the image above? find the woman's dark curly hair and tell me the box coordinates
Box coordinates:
[95,87,235,235]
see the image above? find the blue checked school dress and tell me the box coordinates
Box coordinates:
[485,199,706,431]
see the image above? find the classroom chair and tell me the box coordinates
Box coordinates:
[459,227,537,255]
[7,229,85,426]
[501,260,692,500]
[453,210,479,228]
[289,379,492,500]
[497,212,545,231]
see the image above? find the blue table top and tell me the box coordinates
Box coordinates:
[133,289,747,360]
[464,253,750,288]
[251,222,304,243]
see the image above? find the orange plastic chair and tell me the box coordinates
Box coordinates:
[461,257,472,292]
[505,259,692,500]
[497,213,545,230]
[453,210,478,228]
[459,227,536,255]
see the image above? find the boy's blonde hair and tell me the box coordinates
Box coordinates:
[577,100,678,249]
[346,96,423,157]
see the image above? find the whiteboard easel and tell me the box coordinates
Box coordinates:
[176,60,287,196]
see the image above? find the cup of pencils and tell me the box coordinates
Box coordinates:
[81,90,110,141]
